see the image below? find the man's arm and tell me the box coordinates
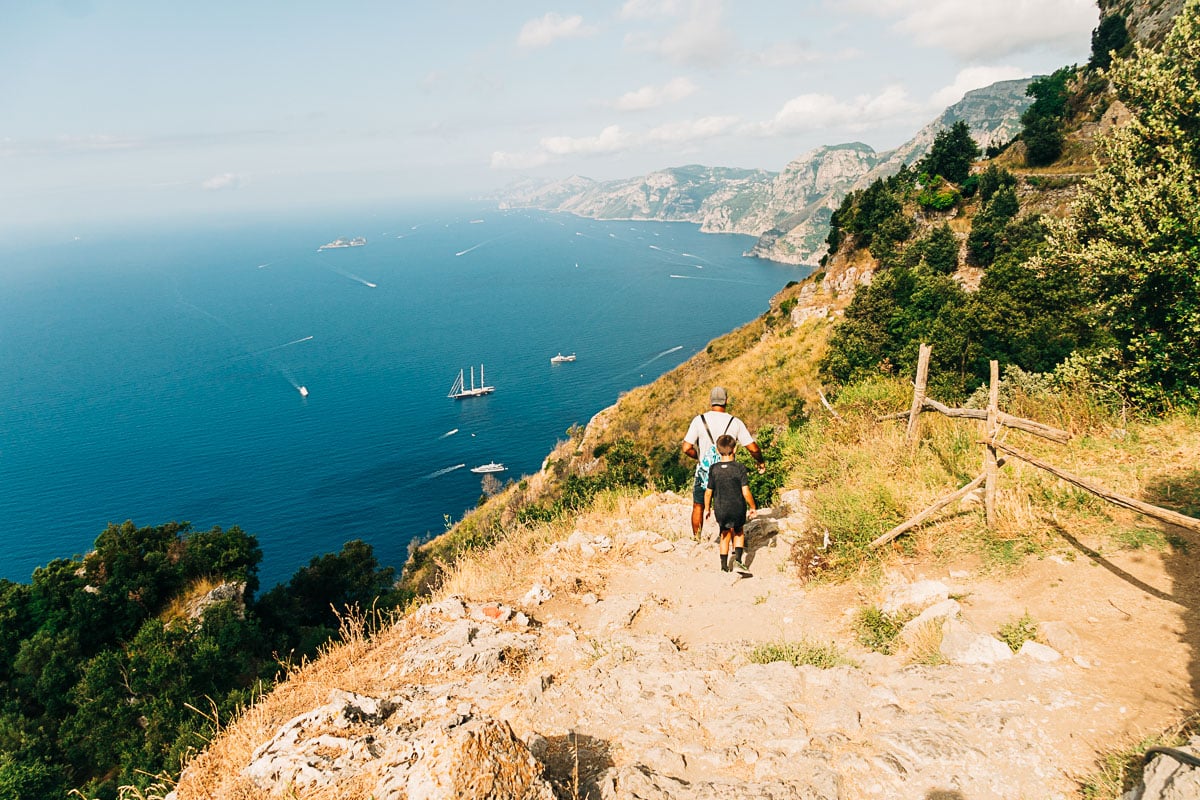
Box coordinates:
[745,441,766,473]
[682,440,699,460]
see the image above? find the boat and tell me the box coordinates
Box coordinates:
[298,386,309,397]
[448,364,495,399]
[470,462,506,473]
[318,236,367,251]
[550,352,576,363]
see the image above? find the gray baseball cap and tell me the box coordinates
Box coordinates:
[710,386,728,406]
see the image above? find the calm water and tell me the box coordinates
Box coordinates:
[0,203,804,587]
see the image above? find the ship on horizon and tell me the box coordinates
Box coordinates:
[318,237,367,251]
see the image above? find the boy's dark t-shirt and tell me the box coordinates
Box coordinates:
[708,460,750,529]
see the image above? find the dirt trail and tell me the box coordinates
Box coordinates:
[536,495,1199,792]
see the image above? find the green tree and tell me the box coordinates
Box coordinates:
[918,224,959,275]
[1042,0,1200,407]
[1020,66,1075,167]
[918,121,980,183]
[1089,14,1130,71]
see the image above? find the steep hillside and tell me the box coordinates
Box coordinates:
[746,78,1034,266]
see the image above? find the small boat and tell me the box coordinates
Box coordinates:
[448,364,495,399]
[550,352,576,363]
[470,462,506,473]
[298,386,309,397]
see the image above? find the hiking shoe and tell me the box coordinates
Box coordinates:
[732,558,748,572]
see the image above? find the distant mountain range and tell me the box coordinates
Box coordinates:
[494,78,1034,265]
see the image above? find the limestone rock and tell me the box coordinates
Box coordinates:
[882,579,949,615]
[186,581,246,621]
[1040,621,1082,656]
[523,583,553,606]
[596,763,839,799]
[939,619,1013,666]
[393,716,556,800]
[901,599,960,640]
[1122,735,1200,800]
[1019,640,1062,663]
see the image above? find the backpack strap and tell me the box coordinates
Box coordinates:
[699,413,736,450]
[699,413,716,447]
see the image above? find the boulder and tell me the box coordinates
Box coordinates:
[1122,736,1200,800]
[900,599,961,640]
[882,580,950,615]
[939,619,1013,666]
[1018,640,1061,663]
[391,716,556,800]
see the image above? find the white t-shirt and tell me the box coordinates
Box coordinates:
[684,411,754,486]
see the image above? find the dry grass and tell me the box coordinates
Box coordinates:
[172,609,414,800]
[158,576,228,625]
[904,620,947,667]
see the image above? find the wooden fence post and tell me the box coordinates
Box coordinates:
[984,360,999,528]
[905,343,932,447]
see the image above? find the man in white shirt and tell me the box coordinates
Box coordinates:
[682,386,765,540]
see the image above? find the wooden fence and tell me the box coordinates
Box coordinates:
[870,344,1200,549]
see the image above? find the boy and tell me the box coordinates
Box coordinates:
[703,434,757,572]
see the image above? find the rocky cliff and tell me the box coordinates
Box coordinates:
[497,165,776,231]
[745,78,1033,265]
[1099,0,1187,46]
[494,79,1034,267]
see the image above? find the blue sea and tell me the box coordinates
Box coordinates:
[0,203,804,588]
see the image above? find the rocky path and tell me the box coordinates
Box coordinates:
[203,491,1198,800]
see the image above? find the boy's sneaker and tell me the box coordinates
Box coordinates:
[732,557,748,572]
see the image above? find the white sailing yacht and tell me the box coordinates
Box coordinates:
[448,364,495,399]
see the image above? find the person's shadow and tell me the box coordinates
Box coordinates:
[741,508,782,572]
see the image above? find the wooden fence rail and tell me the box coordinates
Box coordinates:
[869,344,1200,547]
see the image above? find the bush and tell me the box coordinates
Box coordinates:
[854,607,910,654]
[749,639,858,669]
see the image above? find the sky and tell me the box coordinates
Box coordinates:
[1,0,1100,232]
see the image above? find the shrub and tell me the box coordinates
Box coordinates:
[749,639,858,669]
[996,613,1040,652]
[854,607,910,654]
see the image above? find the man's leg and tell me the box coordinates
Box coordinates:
[691,477,705,539]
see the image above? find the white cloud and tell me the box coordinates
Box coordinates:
[613,77,698,111]
[646,115,738,144]
[517,12,597,49]
[490,114,739,170]
[624,0,736,67]
[842,0,1097,59]
[201,172,242,190]
[618,0,683,19]
[931,65,1026,107]
[541,125,632,156]
[752,85,920,136]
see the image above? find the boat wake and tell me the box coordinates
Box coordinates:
[439,428,459,439]
[253,335,314,356]
[424,464,466,480]
[328,268,377,288]
[455,234,507,257]
[633,345,684,371]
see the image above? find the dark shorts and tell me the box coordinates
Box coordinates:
[692,474,706,505]
[716,518,746,533]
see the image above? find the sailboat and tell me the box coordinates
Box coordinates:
[448,364,495,399]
